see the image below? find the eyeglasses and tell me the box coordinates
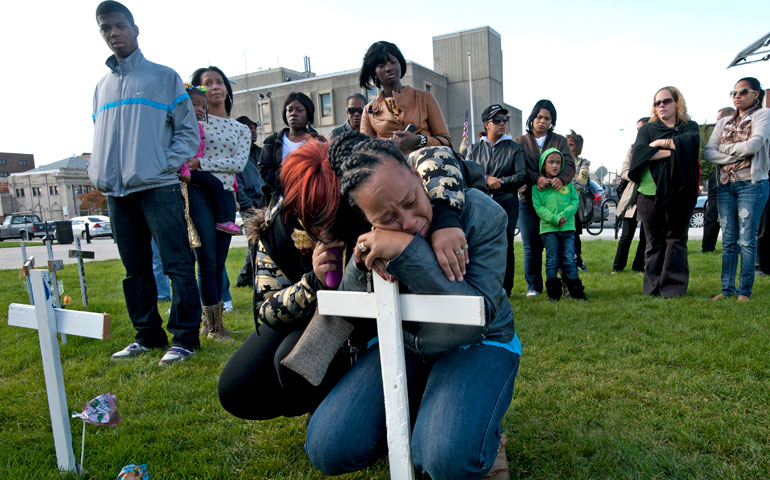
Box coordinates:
[488,116,509,125]
[346,107,364,115]
[730,88,757,98]
[653,97,674,108]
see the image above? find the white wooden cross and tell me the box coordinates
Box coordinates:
[8,260,111,474]
[317,275,485,479]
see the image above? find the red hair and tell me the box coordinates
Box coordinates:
[280,139,340,237]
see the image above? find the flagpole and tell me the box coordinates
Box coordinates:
[467,51,475,145]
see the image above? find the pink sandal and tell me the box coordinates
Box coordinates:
[215,222,241,235]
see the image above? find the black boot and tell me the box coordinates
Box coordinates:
[565,277,588,301]
[545,278,562,302]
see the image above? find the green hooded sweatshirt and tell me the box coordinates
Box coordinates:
[531,147,578,234]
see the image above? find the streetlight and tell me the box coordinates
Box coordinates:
[229,78,267,143]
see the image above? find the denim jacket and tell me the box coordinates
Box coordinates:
[341,188,515,356]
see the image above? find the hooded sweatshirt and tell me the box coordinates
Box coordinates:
[531,148,578,234]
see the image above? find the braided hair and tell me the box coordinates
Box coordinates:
[328,131,410,206]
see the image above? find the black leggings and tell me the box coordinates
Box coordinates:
[218,327,351,420]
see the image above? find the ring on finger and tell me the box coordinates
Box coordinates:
[455,248,465,255]
[358,241,369,253]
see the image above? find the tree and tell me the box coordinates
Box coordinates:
[78,189,107,214]
[595,165,608,183]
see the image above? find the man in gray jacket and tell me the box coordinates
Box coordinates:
[466,104,527,296]
[91,1,202,365]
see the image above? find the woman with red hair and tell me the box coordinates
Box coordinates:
[218,139,360,420]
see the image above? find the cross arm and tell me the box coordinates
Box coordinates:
[8,304,111,340]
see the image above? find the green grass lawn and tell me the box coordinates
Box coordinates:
[1,241,769,479]
[0,240,44,249]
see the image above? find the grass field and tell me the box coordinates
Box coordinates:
[1,241,769,479]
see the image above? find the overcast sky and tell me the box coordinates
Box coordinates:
[2,0,768,175]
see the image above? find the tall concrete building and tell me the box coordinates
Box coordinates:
[230,26,521,148]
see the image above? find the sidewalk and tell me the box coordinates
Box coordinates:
[0,235,249,270]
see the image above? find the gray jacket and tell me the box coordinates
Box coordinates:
[90,49,200,196]
[341,188,515,356]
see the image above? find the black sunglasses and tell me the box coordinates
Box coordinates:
[653,97,674,108]
[730,88,757,98]
[488,116,509,125]
[347,107,364,115]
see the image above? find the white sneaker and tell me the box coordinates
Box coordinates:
[158,346,194,366]
[222,300,234,313]
[525,290,540,297]
[111,342,150,359]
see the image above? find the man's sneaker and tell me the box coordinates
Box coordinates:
[111,342,150,360]
[222,300,234,313]
[215,222,242,235]
[158,346,194,366]
[525,290,540,297]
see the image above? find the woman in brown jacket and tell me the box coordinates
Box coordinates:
[359,41,451,155]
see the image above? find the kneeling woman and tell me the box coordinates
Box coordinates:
[306,136,521,479]
[218,140,356,419]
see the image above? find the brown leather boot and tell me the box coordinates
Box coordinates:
[208,303,233,342]
[200,305,217,337]
[483,433,509,480]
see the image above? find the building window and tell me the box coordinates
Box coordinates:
[19,160,28,166]
[365,87,378,103]
[32,187,42,197]
[73,185,92,195]
[0,159,6,165]
[424,82,432,93]
[15,188,24,197]
[49,185,59,195]
[319,92,332,118]
[0,172,8,177]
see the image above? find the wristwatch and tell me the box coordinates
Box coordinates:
[416,134,428,148]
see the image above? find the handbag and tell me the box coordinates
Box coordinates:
[280,309,354,387]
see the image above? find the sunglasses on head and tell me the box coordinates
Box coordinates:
[730,88,757,98]
[653,97,674,108]
[347,107,364,115]
[488,116,509,125]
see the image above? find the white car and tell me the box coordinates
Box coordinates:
[70,216,112,239]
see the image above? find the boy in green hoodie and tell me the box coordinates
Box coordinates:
[532,148,588,301]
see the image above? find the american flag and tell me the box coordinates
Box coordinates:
[458,110,469,155]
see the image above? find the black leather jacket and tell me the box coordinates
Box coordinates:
[466,135,527,201]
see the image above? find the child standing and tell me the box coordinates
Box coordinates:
[184,84,241,235]
[532,147,588,301]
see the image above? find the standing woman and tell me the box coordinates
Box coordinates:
[359,41,451,155]
[258,92,321,206]
[629,86,700,297]
[705,77,770,301]
[189,66,250,339]
[515,100,575,297]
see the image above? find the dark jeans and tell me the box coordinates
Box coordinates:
[573,213,583,261]
[613,217,646,272]
[190,170,232,225]
[218,328,351,420]
[107,185,201,350]
[236,209,258,287]
[702,185,720,252]
[188,184,234,306]
[542,231,578,280]
[495,195,519,296]
[518,198,544,292]
[758,196,770,274]
[636,193,696,297]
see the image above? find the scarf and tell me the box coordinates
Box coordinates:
[719,106,759,184]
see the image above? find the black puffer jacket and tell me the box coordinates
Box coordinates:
[257,127,321,206]
[466,135,527,201]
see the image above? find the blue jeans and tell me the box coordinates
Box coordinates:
[221,267,231,303]
[717,179,769,297]
[518,198,544,292]
[305,343,520,479]
[188,184,234,306]
[542,231,578,280]
[151,238,171,301]
[107,185,201,350]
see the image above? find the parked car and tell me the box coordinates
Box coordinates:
[0,214,47,241]
[689,196,707,228]
[70,216,112,239]
[587,179,610,222]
